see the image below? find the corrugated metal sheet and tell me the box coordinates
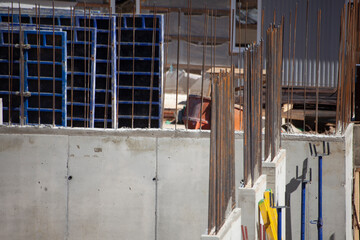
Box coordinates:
[262,0,345,87]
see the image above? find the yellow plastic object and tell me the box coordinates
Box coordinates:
[258,189,278,240]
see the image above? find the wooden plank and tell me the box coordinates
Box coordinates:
[282,109,336,121]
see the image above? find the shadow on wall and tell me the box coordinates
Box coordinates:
[285,158,309,240]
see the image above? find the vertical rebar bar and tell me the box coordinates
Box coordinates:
[286,11,292,130]
[175,9,180,130]
[186,0,192,130]
[70,6,75,127]
[52,0,56,126]
[104,7,112,128]
[148,9,157,128]
[315,9,321,133]
[36,4,41,124]
[83,6,87,126]
[290,4,297,125]
[19,2,24,126]
[131,7,136,128]
[7,7,11,124]
[200,9,208,131]
[117,11,122,128]
[303,0,309,132]
[87,9,91,127]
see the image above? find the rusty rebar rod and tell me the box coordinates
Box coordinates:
[185,0,192,130]
[175,9,180,130]
[148,9,157,128]
[303,0,309,132]
[52,0,56,126]
[104,7,112,128]
[200,9,208,131]
[290,4,297,126]
[315,9,321,133]
[131,7,136,128]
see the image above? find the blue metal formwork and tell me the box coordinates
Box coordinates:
[77,14,116,129]
[64,26,96,128]
[116,14,164,128]
[0,11,99,128]
[0,26,67,126]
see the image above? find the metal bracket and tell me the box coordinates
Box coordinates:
[15,43,31,49]
[296,158,312,183]
[310,219,323,228]
[14,91,31,97]
[309,141,330,157]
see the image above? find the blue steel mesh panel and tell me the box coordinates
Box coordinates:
[116,14,163,128]
[0,27,67,126]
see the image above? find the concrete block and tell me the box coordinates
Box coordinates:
[262,149,286,239]
[0,134,68,240]
[238,174,267,240]
[67,135,156,240]
[201,208,241,240]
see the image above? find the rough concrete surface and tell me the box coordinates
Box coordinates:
[0,126,354,240]
[282,132,350,240]
[0,134,68,240]
[67,136,157,240]
[157,137,209,240]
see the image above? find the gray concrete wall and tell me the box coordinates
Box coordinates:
[0,127,243,240]
[282,129,353,240]
[354,124,360,167]
[0,126,353,240]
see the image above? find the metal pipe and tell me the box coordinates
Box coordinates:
[301,181,307,240]
[277,208,282,239]
[318,155,323,240]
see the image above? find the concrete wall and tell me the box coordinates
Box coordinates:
[0,126,353,240]
[0,127,243,240]
[354,124,360,167]
[282,127,353,240]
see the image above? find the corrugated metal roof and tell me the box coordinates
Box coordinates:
[262,0,345,87]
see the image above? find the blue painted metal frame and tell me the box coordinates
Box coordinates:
[0,12,99,128]
[116,14,164,128]
[76,14,116,128]
[63,26,96,128]
[23,29,67,126]
[0,26,67,126]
